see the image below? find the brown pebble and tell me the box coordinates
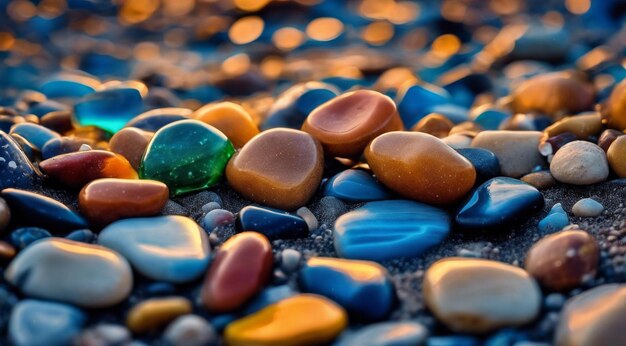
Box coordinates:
[448,121,482,136]
[598,129,624,152]
[126,297,192,334]
[606,78,626,130]
[40,110,74,134]
[520,171,556,190]
[411,113,454,138]
[193,102,260,148]
[109,127,154,170]
[543,112,602,139]
[0,240,16,262]
[607,135,626,178]
[0,197,10,232]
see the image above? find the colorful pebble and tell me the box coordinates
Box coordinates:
[323,169,392,202]
[193,101,260,148]
[126,297,192,334]
[237,206,309,240]
[108,127,153,170]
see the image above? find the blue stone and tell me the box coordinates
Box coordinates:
[397,84,450,128]
[334,200,451,262]
[1,188,88,233]
[74,87,144,133]
[0,116,18,133]
[9,123,60,151]
[427,336,480,346]
[455,148,500,183]
[244,285,297,315]
[65,229,95,243]
[335,322,428,346]
[125,107,191,132]
[0,132,41,190]
[145,282,177,297]
[323,169,392,202]
[9,299,86,346]
[41,137,92,159]
[39,74,99,99]
[427,104,470,124]
[10,227,52,250]
[456,177,544,229]
[28,100,69,117]
[473,109,510,130]
[320,76,365,92]
[10,134,37,162]
[237,206,309,240]
[538,203,569,234]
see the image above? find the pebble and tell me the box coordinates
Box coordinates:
[0,131,41,190]
[471,131,544,178]
[41,137,95,160]
[525,230,599,291]
[423,258,542,333]
[455,148,501,183]
[296,206,319,231]
[538,203,569,234]
[201,209,234,231]
[9,122,60,150]
[79,178,169,225]
[237,205,309,240]
[9,299,86,346]
[201,232,272,312]
[543,113,602,139]
[65,229,95,243]
[300,257,395,320]
[224,294,347,346]
[334,200,450,262]
[335,321,428,346]
[397,84,450,128]
[280,248,302,273]
[125,107,190,131]
[40,110,74,134]
[193,101,260,148]
[606,78,626,130]
[74,324,132,346]
[74,86,144,133]
[412,113,454,138]
[226,128,324,210]
[598,129,624,152]
[550,141,609,185]
[243,285,297,315]
[0,197,10,232]
[140,119,235,196]
[365,132,476,205]
[607,135,626,177]
[126,297,192,334]
[456,177,544,229]
[5,238,132,307]
[98,215,210,283]
[323,169,391,202]
[521,171,557,190]
[572,198,604,217]
[201,201,222,213]
[108,127,154,170]
[163,315,217,346]
[442,133,473,149]
[10,227,51,249]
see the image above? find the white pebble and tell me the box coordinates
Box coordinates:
[163,315,216,346]
[572,198,604,217]
[281,248,302,273]
[79,144,92,151]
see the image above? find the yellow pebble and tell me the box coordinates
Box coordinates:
[193,101,260,148]
[126,297,192,334]
[225,294,347,346]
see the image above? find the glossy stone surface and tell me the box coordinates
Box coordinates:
[335,321,428,346]
[538,203,569,234]
[74,87,144,133]
[125,107,190,131]
[396,84,450,128]
[471,131,544,178]
[79,178,169,225]
[323,169,391,202]
[1,188,88,232]
[5,238,132,307]
[201,232,273,312]
[456,177,544,229]
[9,122,60,150]
[98,215,210,283]
[126,297,192,334]
[302,90,403,157]
[455,148,501,183]
[224,294,347,346]
[9,300,86,346]
[226,128,324,210]
[412,113,454,138]
[0,197,10,232]
[550,141,609,185]
[237,206,309,240]
[299,257,394,320]
[607,135,626,177]
[334,200,450,262]
[41,137,95,160]
[193,102,260,148]
[140,120,234,196]
[365,132,476,205]
[39,150,138,189]
[606,78,626,130]
[543,113,602,139]
[0,131,41,190]
[108,127,153,170]
[423,258,542,333]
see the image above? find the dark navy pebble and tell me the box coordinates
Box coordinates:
[455,148,501,183]
[237,206,309,240]
[10,227,51,250]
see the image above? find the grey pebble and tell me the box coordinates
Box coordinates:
[280,248,302,273]
[572,198,604,217]
[163,315,216,346]
[297,206,319,231]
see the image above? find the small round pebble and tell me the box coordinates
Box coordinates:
[163,315,217,346]
[572,198,604,217]
[550,141,609,185]
[201,202,222,213]
[201,209,235,231]
[336,321,428,346]
[127,297,192,334]
[521,171,557,190]
[281,248,302,273]
[296,206,318,231]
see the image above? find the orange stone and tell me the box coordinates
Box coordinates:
[109,127,153,170]
[302,90,403,158]
[79,178,169,226]
[193,102,260,148]
[226,128,324,210]
[607,78,626,130]
[411,113,454,138]
[607,135,626,177]
[365,131,476,205]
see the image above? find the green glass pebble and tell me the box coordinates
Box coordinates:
[140,120,235,196]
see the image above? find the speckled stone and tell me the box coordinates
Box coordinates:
[0,131,41,190]
[550,141,609,185]
[471,131,544,178]
[126,297,192,334]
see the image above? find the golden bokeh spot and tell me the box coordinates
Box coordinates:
[306,17,344,41]
[229,16,264,45]
[431,34,461,58]
[362,21,394,46]
[359,0,395,20]
[38,0,67,19]
[273,27,305,51]
[119,0,159,25]
[7,0,37,22]
[234,0,271,12]
[162,0,194,17]
[223,53,251,76]
[260,56,285,79]
[489,0,523,16]
[134,42,160,61]
[566,0,591,15]
[388,1,420,24]
[0,32,15,51]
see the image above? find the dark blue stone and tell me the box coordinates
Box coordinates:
[65,229,95,243]
[237,206,309,240]
[0,116,17,133]
[9,123,60,151]
[323,169,392,202]
[10,227,51,250]
[427,336,480,346]
[473,109,510,130]
[39,75,98,99]
[74,87,144,133]
[125,107,191,132]
[397,84,450,128]
[0,132,41,190]
[1,189,88,233]
[41,137,92,159]
[28,100,69,118]
[456,177,544,229]
[244,285,296,315]
[455,148,501,183]
[10,134,37,162]
[145,282,177,297]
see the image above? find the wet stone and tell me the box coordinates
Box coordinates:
[74,86,144,133]
[323,169,392,202]
[9,122,60,151]
[296,206,318,232]
[237,205,309,240]
[41,137,95,160]
[550,141,609,185]
[538,203,569,234]
[572,198,604,217]
[10,227,51,250]
[543,113,602,140]
[280,248,302,273]
[455,148,501,183]
[471,131,544,178]
[108,127,153,170]
[335,321,428,346]
[125,107,190,132]
[397,84,451,128]
[163,315,217,346]
[0,131,41,190]
[606,78,626,130]
[193,101,260,148]
[126,297,192,334]
[65,229,95,243]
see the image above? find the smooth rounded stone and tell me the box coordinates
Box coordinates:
[543,113,602,139]
[126,297,192,334]
[471,131,544,178]
[74,324,132,346]
[365,132,476,205]
[323,169,392,202]
[1,188,88,232]
[0,197,10,232]
[39,150,138,189]
[300,257,394,320]
[140,120,234,196]
[281,248,302,273]
[163,315,217,346]
[335,321,428,346]
[0,131,41,190]
[201,202,222,213]
[125,107,190,132]
[5,238,132,307]
[109,127,153,170]
[201,209,235,231]
[41,137,95,160]
[40,110,74,134]
[98,215,210,283]
[412,113,454,138]
[74,86,144,133]
[193,101,260,148]
[10,227,51,249]
[334,200,450,262]
[9,122,60,150]
[238,206,309,240]
[455,148,501,183]
[449,121,482,136]
[396,84,451,128]
[9,299,86,346]
[65,229,95,243]
[201,232,272,312]
[538,203,569,234]
[550,141,609,185]
[423,258,542,333]
[225,294,347,346]
[226,128,324,210]
[607,135,626,177]
[79,178,169,225]
[598,129,624,152]
[11,133,37,161]
[456,177,544,229]
[521,171,556,190]
[302,90,403,158]
[442,133,473,149]
[572,198,604,217]
[606,78,626,130]
[40,73,99,99]
[525,230,599,292]
[296,206,318,232]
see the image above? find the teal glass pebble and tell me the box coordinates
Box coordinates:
[74,86,144,133]
[39,74,99,99]
[140,119,235,196]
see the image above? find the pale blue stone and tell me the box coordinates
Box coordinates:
[9,123,60,151]
[9,300,86,346]
[538,203,569,233]
[335,322,428,346]
[572,198,604,217]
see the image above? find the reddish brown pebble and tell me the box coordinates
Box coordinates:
[302,90,403,158]
[193,102,260,148]
[520,171,556,190]
[525,230,599,292]
[365,131,476,205]
[606,78,626,130]
[109,127,154,170]
[79,178,169,226]
[411,114,454,138]
[226,128,324,210]
[598,129,624,152]
[201,232,272,312]
[0,240,16,262]
[0,197,10,232]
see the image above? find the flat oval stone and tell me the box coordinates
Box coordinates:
[0,131,41,190]
[226,128,324,210]
[455,148,501,183]
[237,206,309,240]
[299,257,394,320]
[334,200,450,262]
[108,127,153,170]
[607,135,626,177]
[335,321,428,346]
[550,141,609,185]
[126,297,192,334]
[323,169,392,202]
[98,215,210,283]
[41,137,95,160]
[543,113,602,139]
[572,198,604,217]
[456,177,544,229]
[193,101,260,148]
[74,87,144,133]
[471,131,544,178]
[365,132,475,205]
[39,150,138,189]
[1,188,88,232]
[9,122,60,151]
[423,258,542,333]
[125,107,190,132]
[302,90,403,158]
[79,178,169,226]
[140,120,234,196]
[224,294,347,346]
[201,232,272,312]
[9,299,86,346]
[5,238,132,307]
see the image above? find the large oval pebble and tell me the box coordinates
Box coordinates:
[550,141,609,185]
[471,131,544,178]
